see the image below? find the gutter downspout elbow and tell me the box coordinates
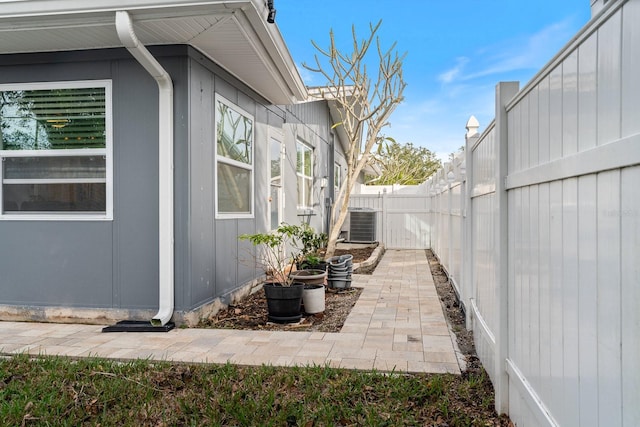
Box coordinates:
[116,10,174,326]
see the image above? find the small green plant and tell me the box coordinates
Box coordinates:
[239,223,302,285]
[240,223,329,279]
[292,223,328,268]
[297,223,328,258]
[298,254,323,269]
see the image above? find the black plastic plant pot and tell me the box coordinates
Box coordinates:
[263,282,304,323]
[316,261,329,271]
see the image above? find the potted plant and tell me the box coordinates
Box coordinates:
[296,254,328,271]
[289,224,328,314]
[288,264,327,315]
[239,224,305,324]
[293,224,329,271]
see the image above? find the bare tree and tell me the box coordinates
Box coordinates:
[304,20,406,258]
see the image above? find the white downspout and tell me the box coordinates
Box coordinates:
[116,10,174,326]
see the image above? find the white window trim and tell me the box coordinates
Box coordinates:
[269,128,284,230]
[214,94,254,219]
[0,80,113,221]
[296,139,313,210]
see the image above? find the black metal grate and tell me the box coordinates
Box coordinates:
[349,209,376,242]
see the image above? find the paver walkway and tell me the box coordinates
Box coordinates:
[0,250,460,374]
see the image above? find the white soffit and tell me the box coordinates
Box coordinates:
[0,0,306,104]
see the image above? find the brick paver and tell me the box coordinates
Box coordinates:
[0,250,461,374]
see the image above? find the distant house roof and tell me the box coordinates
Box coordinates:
[0,0,307,104]
[306,85,367,156]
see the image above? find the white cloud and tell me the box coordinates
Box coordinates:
[316,17,578,160]
[407,19,575,157]
[439,18,576,83]
[437,57,469,84]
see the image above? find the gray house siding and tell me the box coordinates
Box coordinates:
[183,52,289,311]
[0,48,188,313]
[0,221,113,307]
[282,101,334,234]
[113,58,160,310]
[181,54,341,315]
[0,45,341,323]
[185,58,215,310]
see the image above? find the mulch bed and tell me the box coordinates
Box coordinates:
[197,245,376,332]
[425,249,512,425]
[425,249,483,372]
[198,287,362,332]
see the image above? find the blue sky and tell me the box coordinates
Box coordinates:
[275,0,592,160]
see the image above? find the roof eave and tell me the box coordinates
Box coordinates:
[0,0,306,104]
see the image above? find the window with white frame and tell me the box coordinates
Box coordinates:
[296,140,313,209]
[215,95,253,218]
[0,81,112,219]
[269,136,282,230]
[334,161,342,196]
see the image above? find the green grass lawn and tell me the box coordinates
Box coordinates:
[0,354,508,426]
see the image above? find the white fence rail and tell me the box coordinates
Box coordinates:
[353,2,639,425]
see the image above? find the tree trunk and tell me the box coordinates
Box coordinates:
[325,178,353,258]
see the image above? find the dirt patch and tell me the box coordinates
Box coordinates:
[331,246,374,263]
[426,250,508,394]
[425,249,476,357]
[199,287,362,333]
[425,248,509,425]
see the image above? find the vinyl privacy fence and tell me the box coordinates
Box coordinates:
[353,2,639,425]
[426,2,639,426]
